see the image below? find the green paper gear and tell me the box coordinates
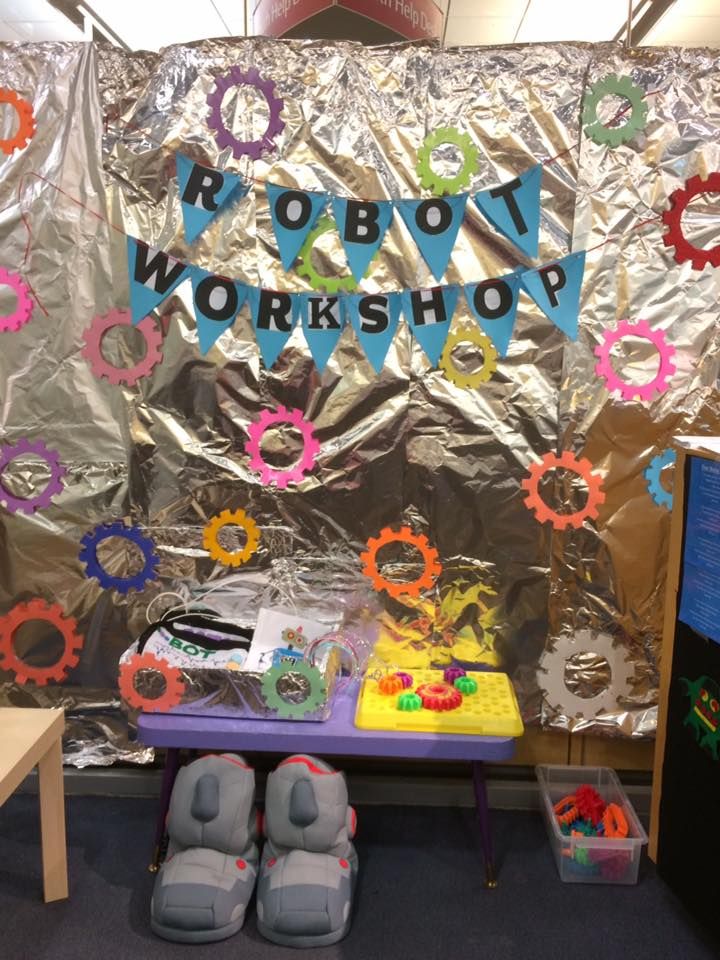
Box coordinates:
[296,215,359,293]
[582,74,648,148]
[416,128,479,196]
[260,660,327,719]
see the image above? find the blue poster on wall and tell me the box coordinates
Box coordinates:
[679,455,720,645]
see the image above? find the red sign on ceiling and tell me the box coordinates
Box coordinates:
[253,0,443,41]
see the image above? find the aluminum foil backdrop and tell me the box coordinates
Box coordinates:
[1,37,719,765]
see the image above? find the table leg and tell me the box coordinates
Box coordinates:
[472,761,497,889]
[38,737,68,902]
[150,747,181,873]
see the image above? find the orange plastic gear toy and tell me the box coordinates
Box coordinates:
[118,652,185,713]
[521,451,605,530]
[0,598,83,684]
[0,88,36,155]
[360,526,442,599]
[203,508,260,567]
[661,172,720,271]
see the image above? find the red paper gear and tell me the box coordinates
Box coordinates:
[0,88,36,155]
[360,525,442,599]
[521,451,605,530]
[574,784,606,826]
[0,598,83,685]
[661,172,720,271]
[118,652,185,713]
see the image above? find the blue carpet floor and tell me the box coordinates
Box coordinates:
[0,794,716,960]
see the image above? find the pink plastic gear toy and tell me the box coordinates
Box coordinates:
[594,318,676,403]
[0,437,66,514]
[0,267,33,332]
[661,172,720,271]
[245,406,320,489]
[206,66,285,161]
[81,308,163,387]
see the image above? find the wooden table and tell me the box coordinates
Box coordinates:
[0,708,68,902]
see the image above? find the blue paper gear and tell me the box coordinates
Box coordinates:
[79,521,160,594]
[644,449,676,509]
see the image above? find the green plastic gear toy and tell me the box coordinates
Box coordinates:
[296,215,360,294]
[397,691,423,712]
[260,659,327,719]
[416,127,479,196]
[582,74,648,148]
[454,676,478,695]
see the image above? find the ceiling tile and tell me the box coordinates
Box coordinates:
[10,18,83,40]
[445,16,518,46]
[90,0,231,50]
[515,0,630,42]
[0,19,23,39]
[449,0,527,17]
[210,0,246,35]
[0,0,66,21]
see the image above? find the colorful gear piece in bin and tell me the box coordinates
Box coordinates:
[360,526,442,599]
[296,215,360,294]
[0,437,66,514]
[416,127,479,195]
[0,88,36,155]
[81,308,163,387]
[575,784,605,826]
[203,508,260,567]
[416,681,462,712]
[0,268,33,333]
[521,450,605,530]
[594,318,676,403]
[79,520,160,594]
[206,66,285,161]
[644,449,675,510]
[0,598,83,685]
[118,651,185,713]
[439,327,498,389]
[260,660,327,719]
[581,74,648,148]
[245,405,320,489]
[661,172,720,271]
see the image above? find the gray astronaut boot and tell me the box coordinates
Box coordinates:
[150,753,259,943]
[256,754,358,948]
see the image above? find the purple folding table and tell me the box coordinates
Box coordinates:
[137,683,517,887]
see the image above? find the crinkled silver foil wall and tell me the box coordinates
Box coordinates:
[1,37,718,764]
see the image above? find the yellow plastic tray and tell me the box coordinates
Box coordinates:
[354,669,524,737]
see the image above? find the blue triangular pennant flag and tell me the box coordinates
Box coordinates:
[520,251,586,340]
[464,273,522,357]
[299,293,345,372]
[247,287,300,367]
[127,236,188,325]
[396,195,467,282]
[344,292,401,373]
[176,153,249,244]
[400,286,459,366]
[473,165,542,261]
[266,184,327,271]
[331,197,394,282]
[190,267,246,354]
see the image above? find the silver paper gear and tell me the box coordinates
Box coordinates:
[0,36,718,765]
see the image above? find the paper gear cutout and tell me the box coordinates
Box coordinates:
[439,326,498,389]
[661,172,720,271]
[0,88,35,155]
[0,599,83,685]
[297,215,359,293]
[119,652,185,712]
[260,660,327,719]
[582,74,648,148]
[0,437,65,514]
[0,268,33,332]
[522,451,605,530]
[203,508,260,567]
[540,631,632,719]
[245,406,320,489]
[644,449,675,510]
[81,308,163,386]
[594,318,676,402]
[416,128,479,196]
[360,525,442,599]
[79,521,160,594]
[206,66,285,161]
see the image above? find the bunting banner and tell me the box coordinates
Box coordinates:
[464,273,522,357]
[473,164,542,261]
[400,285,460,365]
[520,251,586,340]
[299,293,345,371]
[331,197,395,282]
[127,237,189,325]
[266,184,328,270]
[345,292,402,373]
[396,194,468,281]
[247,287,299,367]
[190,267,247,354]
[176,153,249,244]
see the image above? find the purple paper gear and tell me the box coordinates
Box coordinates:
[0,438,66,514]
[206,66,285,160]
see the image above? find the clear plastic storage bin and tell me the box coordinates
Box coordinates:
[536,764,648,885]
